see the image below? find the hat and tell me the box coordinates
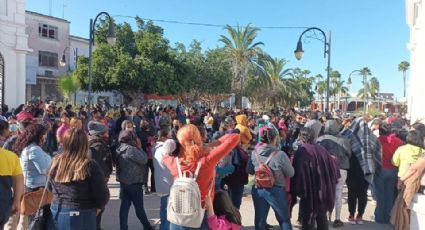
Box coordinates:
[17,112,34,122]
[118,129,137,144]
[88,121,108,136]
[163,139,177,155]
[224,116,234,124]
[262,115,270,121]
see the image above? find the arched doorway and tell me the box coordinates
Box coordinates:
[0,53,4,107]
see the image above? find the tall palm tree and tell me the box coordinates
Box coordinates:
[333,79,349,110]
[316,80,327,110]
[398,61,410,98]
[220,24,263,109]
[359,67,372,113]
[330,70,341,108]
[257,55,294,108]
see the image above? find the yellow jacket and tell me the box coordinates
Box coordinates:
[235,115,252,148]
[392,144,424,177]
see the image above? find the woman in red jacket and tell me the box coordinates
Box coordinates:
[163,124,240,229]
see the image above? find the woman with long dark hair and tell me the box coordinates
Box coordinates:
[48,128,109,229]
[12,124,51,229]
[205,190,241,229]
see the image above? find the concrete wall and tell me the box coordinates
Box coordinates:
[0,0,31,109]
[407,0,425,123]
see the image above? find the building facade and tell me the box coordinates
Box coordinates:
[0,0,31,109]
[406,0,424,123]
[25,10,70,102]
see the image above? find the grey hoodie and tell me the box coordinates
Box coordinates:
[316,120,351,170]
[115,143,148,185]
[247,143,294,187]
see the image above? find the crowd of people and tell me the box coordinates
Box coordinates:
[0,101,425,230]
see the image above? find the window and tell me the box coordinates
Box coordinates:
[39,51,58,68]
[44,70,53,77]
[413,3,420,26]
[38,24,58,39]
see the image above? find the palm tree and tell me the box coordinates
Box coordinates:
[359,67,372,113]
[369,77,380,99]
[398,61,410,98]
[330,70,342,108]
[257,55,295,108]
[316,80,327,111]
[220,24,263,109]
[333,79,349,110]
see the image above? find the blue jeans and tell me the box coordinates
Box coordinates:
[228,185,245,209]
[119,183,151,230]
[252,186,292,230]
[50,204,96,230]
[374,168,397,223]
[169,214,209,230]
[160,195,170,230]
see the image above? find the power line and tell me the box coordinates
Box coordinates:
[113,15,309,30]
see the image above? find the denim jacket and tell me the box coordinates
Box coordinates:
[20,143,52,189]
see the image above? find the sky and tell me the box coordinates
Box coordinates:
[27,0,410,99]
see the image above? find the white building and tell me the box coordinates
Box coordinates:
[406,0,424,123]
[0,0,31,109]
[25,10,70,102]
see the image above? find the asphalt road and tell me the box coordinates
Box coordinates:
[102,175,393,230]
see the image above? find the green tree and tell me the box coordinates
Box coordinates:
[398,61,410,98]
[74,18,186,104]
[58,74,80,104]
[220,24,263,109]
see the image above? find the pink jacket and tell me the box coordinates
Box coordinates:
[208,215,240,230]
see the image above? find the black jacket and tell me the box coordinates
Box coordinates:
[88,135,113,179]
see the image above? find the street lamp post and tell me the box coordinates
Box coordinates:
[87,12,116,111]
[294,27,331,112]
[60,47,80,105]
[348,69,367,114]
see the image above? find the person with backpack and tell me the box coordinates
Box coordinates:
[292,127,340,230]
[247,126,294,230]
[205,190,241,230]
[88,121,113,229]
[115,130,154,230]
[163,124,240,230]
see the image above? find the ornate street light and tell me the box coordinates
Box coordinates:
[87,12,116,111]
[294,27,331,112]
[348,69,367,114]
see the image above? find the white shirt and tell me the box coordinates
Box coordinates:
[153,141,174,194]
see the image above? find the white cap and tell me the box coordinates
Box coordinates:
[262,115,270,121]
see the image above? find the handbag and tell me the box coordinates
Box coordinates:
[28,179,52,230]
[20,149,53,216]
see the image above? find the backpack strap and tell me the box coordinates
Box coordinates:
[176,157,183,178]
[176,157,202,179]
[265,151,278,165]
[254,150,278,165]
[194,161,202,179]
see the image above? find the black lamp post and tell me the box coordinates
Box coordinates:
[87,12,116,111]
[348,69,367,113]
[59,47,79,105]
[294,27,331,112]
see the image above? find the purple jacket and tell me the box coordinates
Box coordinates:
[292,143,340,224]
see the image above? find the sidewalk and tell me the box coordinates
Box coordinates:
[102,175,393,229]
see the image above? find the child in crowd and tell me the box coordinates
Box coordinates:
[206,190,242,230]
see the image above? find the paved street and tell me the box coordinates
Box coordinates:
[102,175,393,230]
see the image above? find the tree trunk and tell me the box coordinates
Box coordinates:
[403,71,406,98]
